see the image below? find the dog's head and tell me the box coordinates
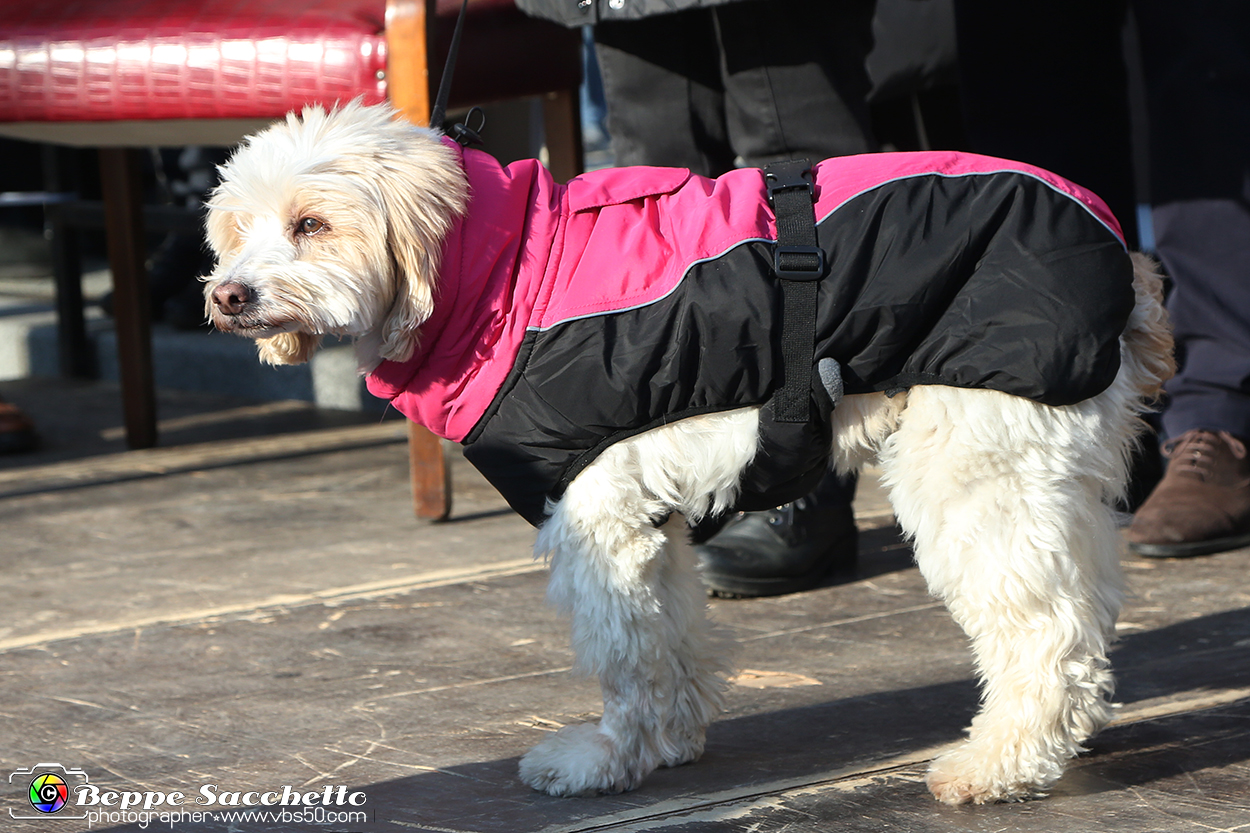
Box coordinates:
[203,101,468,369]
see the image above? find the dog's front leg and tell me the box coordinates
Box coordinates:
[518,453,729,797]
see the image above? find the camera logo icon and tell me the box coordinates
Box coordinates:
[8,764,89,820]
[28,772,68,813]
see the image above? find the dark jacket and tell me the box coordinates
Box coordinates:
[517,0,739,27]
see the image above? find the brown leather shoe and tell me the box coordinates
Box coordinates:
[1126,429,1250,557]
[0,396,38,454]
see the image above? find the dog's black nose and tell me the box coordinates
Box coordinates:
[211,282,251,315]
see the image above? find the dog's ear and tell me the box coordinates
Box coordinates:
[378,213,437,364]
[370,124,468,364]
[204,202,238,262]
[256,331,322,365]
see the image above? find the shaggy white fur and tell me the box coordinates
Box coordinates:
[203,101,1175,805]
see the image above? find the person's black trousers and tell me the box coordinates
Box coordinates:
[592,0,878,177]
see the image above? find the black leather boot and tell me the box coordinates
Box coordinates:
[695,472,858,598]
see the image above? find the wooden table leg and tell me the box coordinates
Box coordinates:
[408,421,451,520]
[44,146,93,379]
[99,147,157,449]
[385,0,432,129]
[542,89,584,184]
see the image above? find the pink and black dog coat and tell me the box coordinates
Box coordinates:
[368,145,1133,526]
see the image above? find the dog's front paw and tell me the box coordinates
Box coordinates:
[519,724,644,797]
[925,745,1051,805]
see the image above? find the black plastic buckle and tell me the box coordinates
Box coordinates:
[765,159,823,279]
[773,245,825,280]
[764,159,815,204]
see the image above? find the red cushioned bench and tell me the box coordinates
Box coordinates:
[0,0,582,519]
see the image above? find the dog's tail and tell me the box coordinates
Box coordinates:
[1120,251,1176,403]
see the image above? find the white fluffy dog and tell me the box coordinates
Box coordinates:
[203,102,1174,804]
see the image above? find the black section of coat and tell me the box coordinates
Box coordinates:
[463,170,1135,527]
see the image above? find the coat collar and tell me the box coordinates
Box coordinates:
[366,143,562,441]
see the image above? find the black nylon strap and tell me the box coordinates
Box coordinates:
[775,278,818,422]
[765,160,824,423]
[429,0,470,133]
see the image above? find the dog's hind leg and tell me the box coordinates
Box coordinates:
[879,386,1125,804]
[518,435,738,797]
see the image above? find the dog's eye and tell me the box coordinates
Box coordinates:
[298,217,327,236]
